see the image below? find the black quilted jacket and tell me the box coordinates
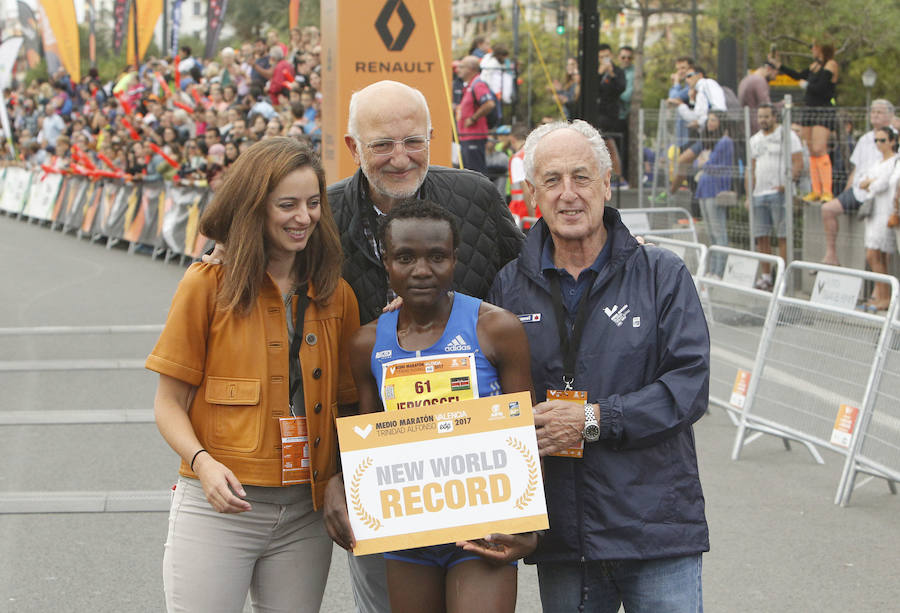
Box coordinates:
[328,166,524,324]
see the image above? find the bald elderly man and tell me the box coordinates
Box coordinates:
[324,79,523,613]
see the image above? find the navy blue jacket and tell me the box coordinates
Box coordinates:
[488,208,710,562]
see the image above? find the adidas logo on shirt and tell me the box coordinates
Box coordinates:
[444,334,472,352]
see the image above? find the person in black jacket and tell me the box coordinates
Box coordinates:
[489,120,710,612]
[326,80,523,326]
[596,44,627,182]
[322,79,524,613]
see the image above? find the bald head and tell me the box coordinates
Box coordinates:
[344,80,433,206]
[456,56,482,82]
[346,80,431,138]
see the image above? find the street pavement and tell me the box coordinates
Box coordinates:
[1,212,898,612]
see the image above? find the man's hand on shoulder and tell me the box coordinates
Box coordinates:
[200,242,225,265]
[533,400,587,456]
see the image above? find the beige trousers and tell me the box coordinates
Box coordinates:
[163,477,332,613]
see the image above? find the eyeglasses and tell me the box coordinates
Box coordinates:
[363,135,429,156]
[619,55,633,61]
[685,72,698,78]
[874,138,889,143]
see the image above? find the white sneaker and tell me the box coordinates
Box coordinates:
[754,274,773,291]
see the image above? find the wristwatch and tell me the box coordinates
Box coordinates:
[583,403,600,442]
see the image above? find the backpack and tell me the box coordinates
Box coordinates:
[722,85,741,112]
[472,77,502,129]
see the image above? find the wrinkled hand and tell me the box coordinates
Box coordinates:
[533,400,586,456]
[194,453,252,513]
[323,474,356,550]
[201,242,226,265]
[456,532,538,565]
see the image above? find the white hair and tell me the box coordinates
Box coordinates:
[523,120,612,183]
[871,99,895,115]
[269,45,284,61]
[346,80,432,138]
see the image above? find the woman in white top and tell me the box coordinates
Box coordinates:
[858,126,900,310]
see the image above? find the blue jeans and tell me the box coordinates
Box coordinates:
[699,197,728,277]
[537,554,703,613]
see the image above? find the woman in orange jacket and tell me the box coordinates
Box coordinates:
[146,137,359,612]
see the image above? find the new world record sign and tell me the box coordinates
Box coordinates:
[336,392,548,556]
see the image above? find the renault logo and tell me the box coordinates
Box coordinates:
[375,0,415,51]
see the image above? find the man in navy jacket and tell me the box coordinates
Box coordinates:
[488,120,710,612]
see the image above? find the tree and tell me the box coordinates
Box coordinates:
[601,1,699,186]
[225,0,319,43]
[717,0,900,106]
[478,14,571,126]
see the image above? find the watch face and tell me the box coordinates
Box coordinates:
[584,424,601,441]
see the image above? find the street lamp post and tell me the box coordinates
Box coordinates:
[862,68,877,129]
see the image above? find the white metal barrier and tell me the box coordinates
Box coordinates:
[836,305,900,506]
[619,207,698,243]
[698,247,785,430]
[643,235,707,282]
[0,325,166,514]
[732,262,899,487]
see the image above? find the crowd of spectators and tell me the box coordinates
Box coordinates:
[0,25,324,194]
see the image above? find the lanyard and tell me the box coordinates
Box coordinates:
[548,271,597,390]
[288,284,309,416]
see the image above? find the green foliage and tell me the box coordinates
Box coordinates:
[717,0,900,107]
[224,0,315,43]
[24,60,49,85]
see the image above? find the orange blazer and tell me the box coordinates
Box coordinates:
[146,263,359,509]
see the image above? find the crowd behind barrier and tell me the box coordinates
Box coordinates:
[638,103,900,281]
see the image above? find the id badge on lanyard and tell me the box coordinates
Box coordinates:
[279,417,311,485]
[544,271,596,459]
[546,389,586,458]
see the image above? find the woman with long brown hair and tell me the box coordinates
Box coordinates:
[146,137,359,612]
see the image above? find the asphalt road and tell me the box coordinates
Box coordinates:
[1,212,898,612]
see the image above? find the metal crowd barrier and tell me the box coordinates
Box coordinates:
[0,325,168,514]
[836,305,900,506]
[619,207,698,243]
[698,247,785,430]
[642,235,707,283]
[732,262,899,490]
[0,167,213,263]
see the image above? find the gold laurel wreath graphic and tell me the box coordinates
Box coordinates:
[507,437,539,510]
[350,457,382,531]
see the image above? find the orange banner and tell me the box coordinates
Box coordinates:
[126,0,164,67]
[289,0,300,30]
[321,0,452,181]
[38,0,80,82]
